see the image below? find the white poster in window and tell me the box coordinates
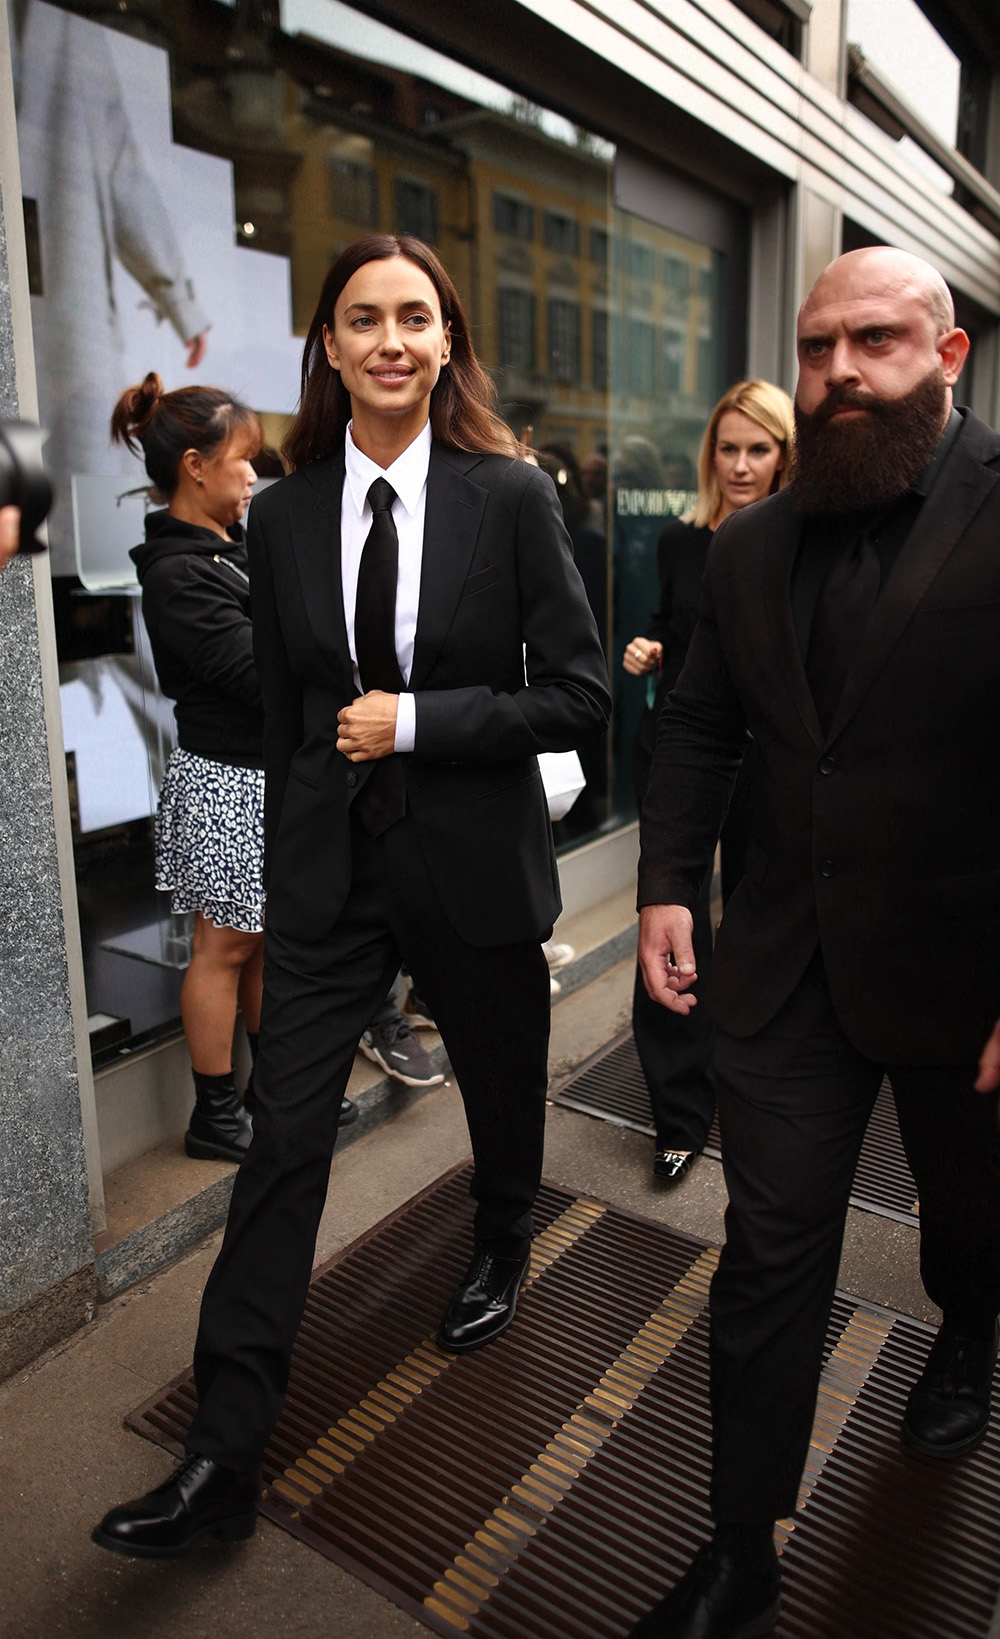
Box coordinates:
[15,0,302,578]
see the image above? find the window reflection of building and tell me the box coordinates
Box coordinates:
[164,12,723,474]
[498,287,537,371]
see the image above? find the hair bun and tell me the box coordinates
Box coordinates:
[110,370,165,452]
[131,370,164,429]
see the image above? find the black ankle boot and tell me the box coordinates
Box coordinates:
[185,1070,253,1163]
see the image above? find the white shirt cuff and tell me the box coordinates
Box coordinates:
[394,692,416,753]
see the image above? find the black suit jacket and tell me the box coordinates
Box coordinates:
[638,408,1000,1065]
[247,439,611,948]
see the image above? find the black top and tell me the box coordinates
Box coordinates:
[646,516,714,714]
[130,511,264,767]
[790,407,963,661]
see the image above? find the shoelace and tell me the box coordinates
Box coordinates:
[470,1250,526,1300]
[375,1012,416,1049]
[151,1453,208,1495]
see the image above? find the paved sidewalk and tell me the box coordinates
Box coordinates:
[0,959,933,1639]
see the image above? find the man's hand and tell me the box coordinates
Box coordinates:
[337,691,398,762]
[637,903,699,1014]
[975,1018,1000,1097]
[0,505,20,570]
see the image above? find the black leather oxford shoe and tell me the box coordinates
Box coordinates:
[653,1147,702,1186]
[628,1542,781,1639]
[92,1453,260,1558]
[436,1245,531,1353]
[902,1320,998,1457]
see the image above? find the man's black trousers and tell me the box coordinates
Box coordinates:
[186,809,550,1472]
[709,955,1000,1524]
[632,862,715,1152]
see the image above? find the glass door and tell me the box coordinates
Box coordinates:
[608,158,748,826]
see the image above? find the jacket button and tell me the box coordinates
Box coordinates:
[818,755,836,775]
[819,858,835,878]
[346,769,357,787]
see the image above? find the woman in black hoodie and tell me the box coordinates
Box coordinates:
[113,373,266,1164]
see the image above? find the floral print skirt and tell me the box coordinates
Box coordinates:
[155,748,265,933]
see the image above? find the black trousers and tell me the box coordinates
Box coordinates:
[633,862,715,1151]
[709,957,1000,1523]
[632,741,755,1154]
[186,811,550,1470]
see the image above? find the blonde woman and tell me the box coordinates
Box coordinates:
[623,379,794,1185]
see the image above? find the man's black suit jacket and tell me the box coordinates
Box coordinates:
[638,408,1000,1066]
[247,439,611,949]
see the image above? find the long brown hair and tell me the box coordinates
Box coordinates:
[284,235,516,470]
[111,372,262,497]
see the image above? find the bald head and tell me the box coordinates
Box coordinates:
[801,247,955,337]
[795,245,969,425]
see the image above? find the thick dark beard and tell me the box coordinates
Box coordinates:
[792,368,948,516]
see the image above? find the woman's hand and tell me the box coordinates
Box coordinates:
[622,636,662,676]
[337,691,398,761]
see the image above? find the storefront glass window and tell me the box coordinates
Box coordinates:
[16,0,744,1061]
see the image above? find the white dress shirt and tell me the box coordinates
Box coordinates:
[342,418,431,753]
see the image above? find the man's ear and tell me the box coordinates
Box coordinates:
[938,326,970,386]
[322,323,340,371]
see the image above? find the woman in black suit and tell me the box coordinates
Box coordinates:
[94,233,610,1557]
[623,380,794,1184]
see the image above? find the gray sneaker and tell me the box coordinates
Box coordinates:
[361,1014,445,1088]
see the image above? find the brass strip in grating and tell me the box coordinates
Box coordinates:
[777,1305,894,1547]
[127,1163,1000,1639]
[423,1246,720,1631]
[271,1194,607,1512]
[550,1031,920,1225]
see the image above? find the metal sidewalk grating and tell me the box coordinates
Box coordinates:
[549,1030,920,1225]
[128,1164,999,1638]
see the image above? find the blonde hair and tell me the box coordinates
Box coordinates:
[689,378,795,528]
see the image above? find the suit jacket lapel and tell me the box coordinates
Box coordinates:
[295,449,352,684]
[410,444,487,689]
[827,420,1000,742]
[760,491,823,748]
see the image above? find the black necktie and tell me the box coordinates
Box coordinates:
[355,477,405,694]
[805,522,882,734]
[350,476,407,837]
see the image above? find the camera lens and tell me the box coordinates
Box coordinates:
[0,422,53,554]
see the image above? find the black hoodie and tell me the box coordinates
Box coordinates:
[130,511,264,767]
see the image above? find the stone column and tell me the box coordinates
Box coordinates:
[786,0,846,359]
[0,0,102,1380]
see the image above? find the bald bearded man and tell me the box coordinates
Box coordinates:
[629,248,1000,1638]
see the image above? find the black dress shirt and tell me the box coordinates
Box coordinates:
[790,407,963,663]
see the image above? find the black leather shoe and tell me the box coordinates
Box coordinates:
[92,1453,260,1558]
[629,1543,781,1638]
[339,1096,358,1126]
[436,1245,531,1353]
[902,1320,998,1457]
[654,1146,702,1186]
